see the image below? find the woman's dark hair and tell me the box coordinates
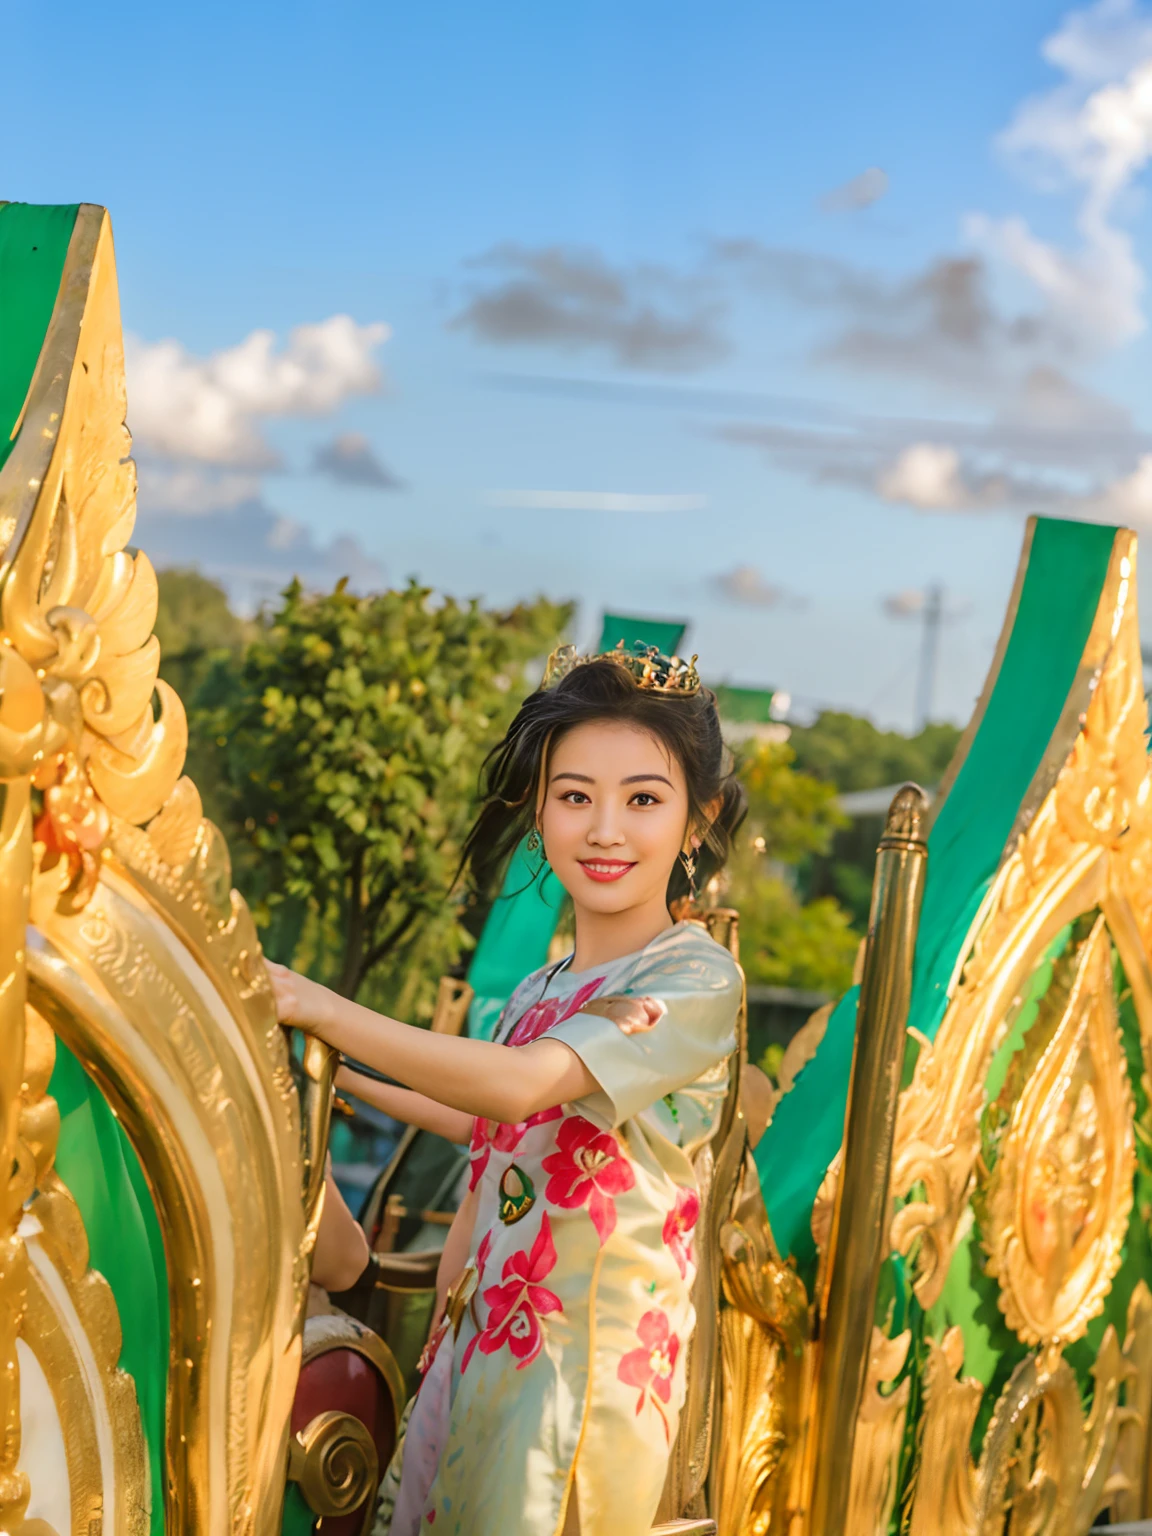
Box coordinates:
[462,657,747,908]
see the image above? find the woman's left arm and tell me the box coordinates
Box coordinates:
[269,963,604,1124]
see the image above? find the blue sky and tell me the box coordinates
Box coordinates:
[5,0,1152,726]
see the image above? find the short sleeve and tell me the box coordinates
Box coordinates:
[549,929,742,1130]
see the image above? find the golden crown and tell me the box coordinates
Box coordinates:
[543,639,701,695]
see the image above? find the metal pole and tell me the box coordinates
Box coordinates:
[914,583,943,731]
[804,783,929,1535]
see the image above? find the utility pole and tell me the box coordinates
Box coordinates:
[914,583,943,732]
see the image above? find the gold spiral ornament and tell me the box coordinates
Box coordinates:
[289,1410,380,1519]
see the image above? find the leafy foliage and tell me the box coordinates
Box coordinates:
[154,567,251,701]
[195,578,570,1006]
[787,710,961,793]
[725,740,859,995]
[787,710,963,927]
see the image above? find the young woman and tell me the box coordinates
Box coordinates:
[269,645,746,1536]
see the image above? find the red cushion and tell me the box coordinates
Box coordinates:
[291,1347,397,1535]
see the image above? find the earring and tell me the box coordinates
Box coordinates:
[526,828,541,853]
[679,848,698,900]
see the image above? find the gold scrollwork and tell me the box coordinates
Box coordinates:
[909,1309,1138,1535]
[713,1155,810,1536]
[0,200,316,1535]
[287,1411,379,1524]
[845,1327,910,1536]
[889,530,1150,1312]
[980,915,1135,1347]
[0,206,186,916]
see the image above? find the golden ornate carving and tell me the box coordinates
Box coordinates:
[0,775,33,1529]
[909,1319,1133,1535]
[1104,1279,1152,1522]
[889,531,1149,1311]
[713,1155,810,1536]
[845,1328,910,1536]
[0,204,314,1533]
[0,206,186,915]
[287,1410,379,1526]
[28,832,307,1536]
[23,1025,149,1534]
[806,785,929,1536]
[662,909,748,1523]
[979,915,1134,1346]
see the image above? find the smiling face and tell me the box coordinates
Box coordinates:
[539,719,692,918]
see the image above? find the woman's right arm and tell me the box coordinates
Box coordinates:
[335,1066,474,1145]
[432,1184,479,1332]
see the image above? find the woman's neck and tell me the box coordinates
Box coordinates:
[569,897,674,973]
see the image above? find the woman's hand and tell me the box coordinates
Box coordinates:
[592,994,665,1036]
[266,960,340,1038]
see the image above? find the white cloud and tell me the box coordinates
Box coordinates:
[972,0,1152,348]
[135,462,263,514]
[820,167,889,212]
[883,589,929,618]
[125,315,390,467]
[486,489,707,512]
[312,431,402,489]
[876,443,967,509]
[1044,0,1152,85]
[138,501,387,612]
[711,566,794,606]
[1081,452,1152,519]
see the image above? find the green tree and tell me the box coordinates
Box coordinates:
[154,567,251,700]
[196,578,570,1009]
[786,710,963,927]
[725,740,859,996]
[787,710,961,793]
[154,567,253,833]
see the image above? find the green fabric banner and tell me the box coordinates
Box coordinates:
[756,517,1119,1282]
[466,839,566,1038]
[0,203,78,473]
[50,1041,169,1536]
[597,613,687,657]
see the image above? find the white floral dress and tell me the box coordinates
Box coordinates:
[389,920,742,1536]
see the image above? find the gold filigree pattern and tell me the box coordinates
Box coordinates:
[980,916,1135,1346]
[713,1155,810,1536]
[0,206,187,915]
[889,531,1149,1311]
[845,1328,910,1535]
[0,205,315,1534]
[909,1319,1133,1535]
[0,777,33,1529]
[22,999,147,1533]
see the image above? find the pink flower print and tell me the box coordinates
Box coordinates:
[494,1105,562,1152]
[507,977,606,1047]
[468,1116,491,1191]
[462,1213,563,1373]
[617,1309,680,1442]
[468,1106,563,1191]
[542,1115,636,1244]
[662,1185,700,1279]
[475,1227,493,1275]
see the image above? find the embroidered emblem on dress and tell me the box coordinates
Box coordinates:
[498,1163,536,1224]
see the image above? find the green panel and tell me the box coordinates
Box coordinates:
[281,1483,316,1536]
[906,518,1117,1046]
[756,518,1118,1279]
[597,612,687,657]
[51,1041,168,1536]
[0,203,78,472]
[713,683,779,724]
[466,839,566,1038]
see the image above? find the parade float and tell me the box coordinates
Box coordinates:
[2,200,1151,1534]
